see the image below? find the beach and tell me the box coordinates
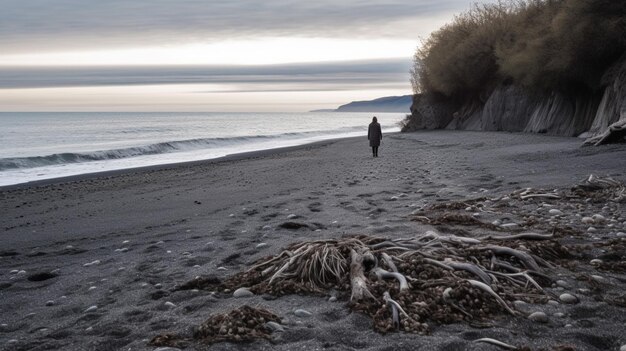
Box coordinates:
[1,130,625,351]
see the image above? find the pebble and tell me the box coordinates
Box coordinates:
[581,217,594,224]
[217,266,227,271]
[620,345,626,351]
[88,286,97,291]
[164,301,176,308]
[592,214,606,223]
[287,214,298,219]
[553,312,565,318]
[547,300,559,306]
[577,288,591,295]
[548,209,563,215]
[262,225,272,230]
[492,219,502,226]
[587,227,597,232]
[559,293,579,304]
[294,309,312,317]
[265,321,285,332]
[555,280,569,288]
[7,339,18,344]
[500,223,519,229]
[390,196,399,201]
[591,275,607,283]
[114,248,129,252]
[84,305,98,313]
[122,240,130,244]
[154,283,163,289]
[256,243,268,249]
[9,270,18,274]
[17,270,26,275]
[590,259,603,266]
[328,296,337,302]
[617,232,626,237]
[528,311,548,323]
[85,326,93,332]
[45,300,55,306]
[83,260,100,267]
[233,287,254,298]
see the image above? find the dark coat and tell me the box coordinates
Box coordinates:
[368,122,382,147]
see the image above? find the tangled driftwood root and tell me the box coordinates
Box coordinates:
[583,118,626,146]
[180,229,558,335]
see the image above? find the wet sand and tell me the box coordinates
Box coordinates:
[1,130,625,351]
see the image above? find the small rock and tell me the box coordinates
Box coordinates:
[390,196,399,201]
[616,232,626,237]
[528,311,549,323]
[17,270,26,275]
[154,283,163,289]
[553,312,565,318]
[217,266,227,271]
[233,287,254,298]
[548,209,563,215]
[620,345,626,351]
[591,275,607,283]
[83,260,100,267]
[85,326,93,332]
[591,214,605,223]
[84,305,98,313]
[500,222,519,229]
[547,300,559,306]
[265,321,285,332]
[45,300,55,306]
[559,293,579,304]
[492,219,502,226]
[294,309,312,317]
[88,286,97,291]
[164,301,176,309]
[287,214,298,219]
[581,217,594,224]
[328,296,337,302]
[555,280,569,288]
[7,339,18,344]
[9,270,18,274]
[256,243,267,249]
[587,227,597,232]
[577,288,591,295]
[590,259,603,266]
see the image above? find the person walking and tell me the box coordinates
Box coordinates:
[368,116,382,157]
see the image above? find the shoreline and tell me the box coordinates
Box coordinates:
[0,137,345,191]
[1,130,625,351]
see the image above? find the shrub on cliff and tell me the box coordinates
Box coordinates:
[412,0,626,98]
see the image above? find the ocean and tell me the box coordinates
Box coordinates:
[0,112,405,186]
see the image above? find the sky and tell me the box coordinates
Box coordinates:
[0,0,480,112]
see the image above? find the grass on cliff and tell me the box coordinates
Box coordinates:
[412,0,626,99]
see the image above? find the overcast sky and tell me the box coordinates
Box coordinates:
[0,0,481,112]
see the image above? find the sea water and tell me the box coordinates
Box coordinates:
[0,112,404,186]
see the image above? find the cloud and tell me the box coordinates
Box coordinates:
[0,0,470,53]
[0,58,411,92]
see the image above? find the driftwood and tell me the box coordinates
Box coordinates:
[583,118,626,146]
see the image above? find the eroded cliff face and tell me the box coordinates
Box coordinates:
[404,56,626,144]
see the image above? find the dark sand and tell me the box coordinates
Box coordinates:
[1,130,625,351]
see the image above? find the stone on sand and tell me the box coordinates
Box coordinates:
[559,293,579,304]
[294,309,312,317]
[528,311,549,323]
[233,287,254,298]
[84,305,98,313]
[164,301,176,308]
[548,209,563,215]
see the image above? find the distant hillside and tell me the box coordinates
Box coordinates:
[313,95,412,113]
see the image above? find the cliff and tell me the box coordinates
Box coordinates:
[403,55,626,145]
